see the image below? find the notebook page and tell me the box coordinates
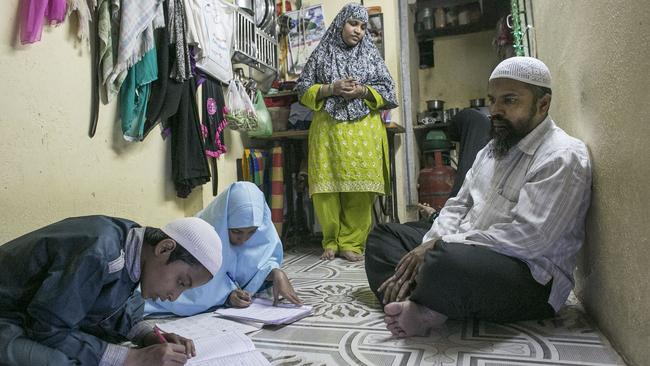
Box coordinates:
[188,332,256,364]
[188,349,270,366]
[156,312,261,337]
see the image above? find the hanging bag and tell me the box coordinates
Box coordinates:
[225,79,259,131]
[248,90,273,137]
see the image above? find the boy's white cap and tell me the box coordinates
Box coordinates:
[489,56,552,89]
[161,217,222,275]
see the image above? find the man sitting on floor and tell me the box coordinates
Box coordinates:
[364,57,592,337]
[0,215,222,366]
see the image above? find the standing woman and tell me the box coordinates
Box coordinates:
[296,3,398,261]
[144,182,301,316]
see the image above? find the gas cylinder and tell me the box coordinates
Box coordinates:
[418,150,456,211]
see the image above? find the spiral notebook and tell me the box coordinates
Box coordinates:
[214,298,313,325]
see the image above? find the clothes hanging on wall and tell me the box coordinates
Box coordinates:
[97,0,120,103]
[106,0,165,100]
[144,3,185,136]
[120,47,158,141]
[20,0,67,44]
[168,0,193,82]
[169,78,211,198]
[201,77,228,159]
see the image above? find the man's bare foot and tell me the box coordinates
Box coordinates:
[383,300,447,337]
[417,203,436,220]
[320,248,336,260]
[340,250,363,262]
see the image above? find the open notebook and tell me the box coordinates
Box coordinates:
[156,314,269,365]
[187,332,269,366]
[214,298,313,325]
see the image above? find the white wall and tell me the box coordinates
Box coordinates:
[0,0,241,242]
[531,2,650,365]
[418,30,498,111]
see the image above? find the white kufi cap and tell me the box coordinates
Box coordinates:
[489,56,551,89]
[161,217,222,275]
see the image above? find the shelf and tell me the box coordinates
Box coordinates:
[264,90,298,98]
[416,21,494,41]
[413,123,449,131]
[415,0,510,41]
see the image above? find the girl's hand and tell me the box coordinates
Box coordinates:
[270,269,302,306]
[228,289,252,308]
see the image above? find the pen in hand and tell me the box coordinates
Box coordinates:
[153,326,167,344]
[227,272,252,304]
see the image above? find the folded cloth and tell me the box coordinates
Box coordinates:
[288,102,313,126]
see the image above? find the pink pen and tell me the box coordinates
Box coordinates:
[153,326,167,344]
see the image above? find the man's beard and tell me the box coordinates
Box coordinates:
[489,106,537,158]
[488,117,525,158]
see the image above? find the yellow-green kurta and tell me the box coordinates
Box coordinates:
[301,85,391,196]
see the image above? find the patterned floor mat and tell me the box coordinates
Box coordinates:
[252,246,626,366]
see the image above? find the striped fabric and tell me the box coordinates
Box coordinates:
[242,149,252,181]
[242,148,283,233]
[270,146,284,234]
[242,148,267,187]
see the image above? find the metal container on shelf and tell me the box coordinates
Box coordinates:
[445,6,458,27]
[421,8,434,31]
[426,99,445,111]
[434,7,446,29]
[469,98,485,108]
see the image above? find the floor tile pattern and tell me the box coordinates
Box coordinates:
[252,247,626,366]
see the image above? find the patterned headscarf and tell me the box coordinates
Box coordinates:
[296,3,398,121]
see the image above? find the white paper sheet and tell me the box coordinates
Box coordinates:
[156,312,261,338]
[214,298,313,325]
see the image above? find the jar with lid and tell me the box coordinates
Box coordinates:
[445,6,458,27]
[458,5,470,25]
[434,7,446,29]
[420,7,434,31]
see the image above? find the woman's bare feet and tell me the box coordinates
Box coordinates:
[320,248,336,260]
[339,250,364,262]
[383,300,447,337]
[417,203,436,220]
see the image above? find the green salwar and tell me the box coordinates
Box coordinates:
[313,192,376,254]
[301,85,390,253]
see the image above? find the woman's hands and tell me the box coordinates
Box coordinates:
[377,239,438,304]
[228,289,253,308]
[269,268,302,306]
[330,78,369,100]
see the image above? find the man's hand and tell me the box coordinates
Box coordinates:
[125,344,189,366]
[269,269,302,306]
[377,239,438,304]
[228,289,252,308]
